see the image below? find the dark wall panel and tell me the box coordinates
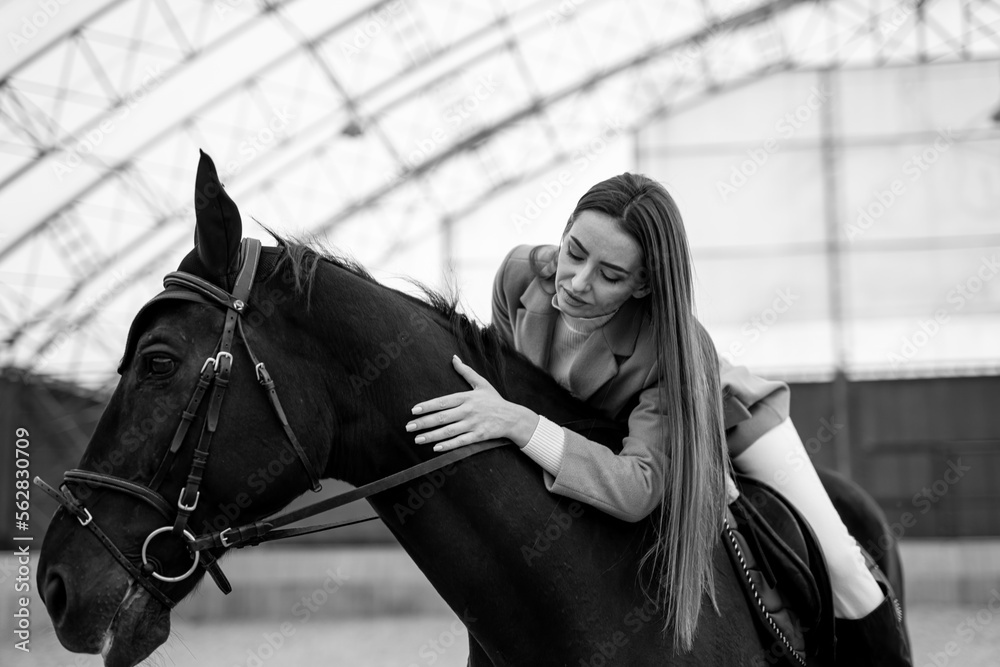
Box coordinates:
[788,375,1000,537]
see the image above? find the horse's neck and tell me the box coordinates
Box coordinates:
[315,279,611,481]
[307,285,749,664]
[354,315,637,646]
[263,265,752,664]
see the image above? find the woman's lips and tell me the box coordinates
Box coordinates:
[561,286,587,306]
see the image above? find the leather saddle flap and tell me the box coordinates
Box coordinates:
[733,474,829,628]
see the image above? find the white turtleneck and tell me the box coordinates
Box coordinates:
[547,294,619,391]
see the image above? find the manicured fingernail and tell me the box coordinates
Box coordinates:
[433,445,442,452]
[405,422,416,431]
[453,355,461,363]
[411,406,422,414]
[414,436,425,444]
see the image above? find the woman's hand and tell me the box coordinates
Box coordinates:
[407,355,539,452]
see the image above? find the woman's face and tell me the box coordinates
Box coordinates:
[554,210,649,317]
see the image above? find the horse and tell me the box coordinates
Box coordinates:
[37,151,906,667]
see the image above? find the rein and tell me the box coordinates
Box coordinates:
[34,238,512,608]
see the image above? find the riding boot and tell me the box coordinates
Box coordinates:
[833,586,911,667]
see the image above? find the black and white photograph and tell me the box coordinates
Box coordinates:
[0,0,998,665]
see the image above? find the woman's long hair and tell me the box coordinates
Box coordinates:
[539,173,730,651]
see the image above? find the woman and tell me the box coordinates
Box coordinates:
[404,173,908,663]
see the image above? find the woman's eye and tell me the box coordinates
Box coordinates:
[566,250,582,261]
[149,357,175,376]
[603,274,622,284]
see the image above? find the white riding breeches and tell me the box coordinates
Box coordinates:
[732,417,885,619]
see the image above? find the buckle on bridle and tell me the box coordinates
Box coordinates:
[77,508,93,527]
[219,527,234,547]
[177,488,200,512]
[254,362,269,384]
[201,351,234,375]
[215,351,233,374]
[201,356,217,374]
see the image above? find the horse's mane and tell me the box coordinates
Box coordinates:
[259,231,512,394]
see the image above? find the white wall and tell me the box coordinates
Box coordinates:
[636,62,1000,379]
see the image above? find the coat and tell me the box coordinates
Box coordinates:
[491,244,790,521]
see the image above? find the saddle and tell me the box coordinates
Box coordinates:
[722,475,836,667]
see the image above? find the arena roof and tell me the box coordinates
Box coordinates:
[1,0,998,390]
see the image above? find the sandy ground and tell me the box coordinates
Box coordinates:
[3,604,999,666]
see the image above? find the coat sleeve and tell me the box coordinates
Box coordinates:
[538,362,666,523]
[719,357,790,456]
[534,357,792,521]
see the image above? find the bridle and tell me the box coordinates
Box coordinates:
[35,237,510,609]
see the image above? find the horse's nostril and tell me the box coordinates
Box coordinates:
[44,569,69,626]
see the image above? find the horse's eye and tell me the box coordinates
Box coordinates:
[149,356,176,376]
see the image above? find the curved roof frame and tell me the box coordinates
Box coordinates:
[1,0,998,386]
[3,0,576,349]
[9,0,809,357]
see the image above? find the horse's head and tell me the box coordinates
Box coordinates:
[37,151,337,667]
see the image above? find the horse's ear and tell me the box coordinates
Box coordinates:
[180,149,242,285]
